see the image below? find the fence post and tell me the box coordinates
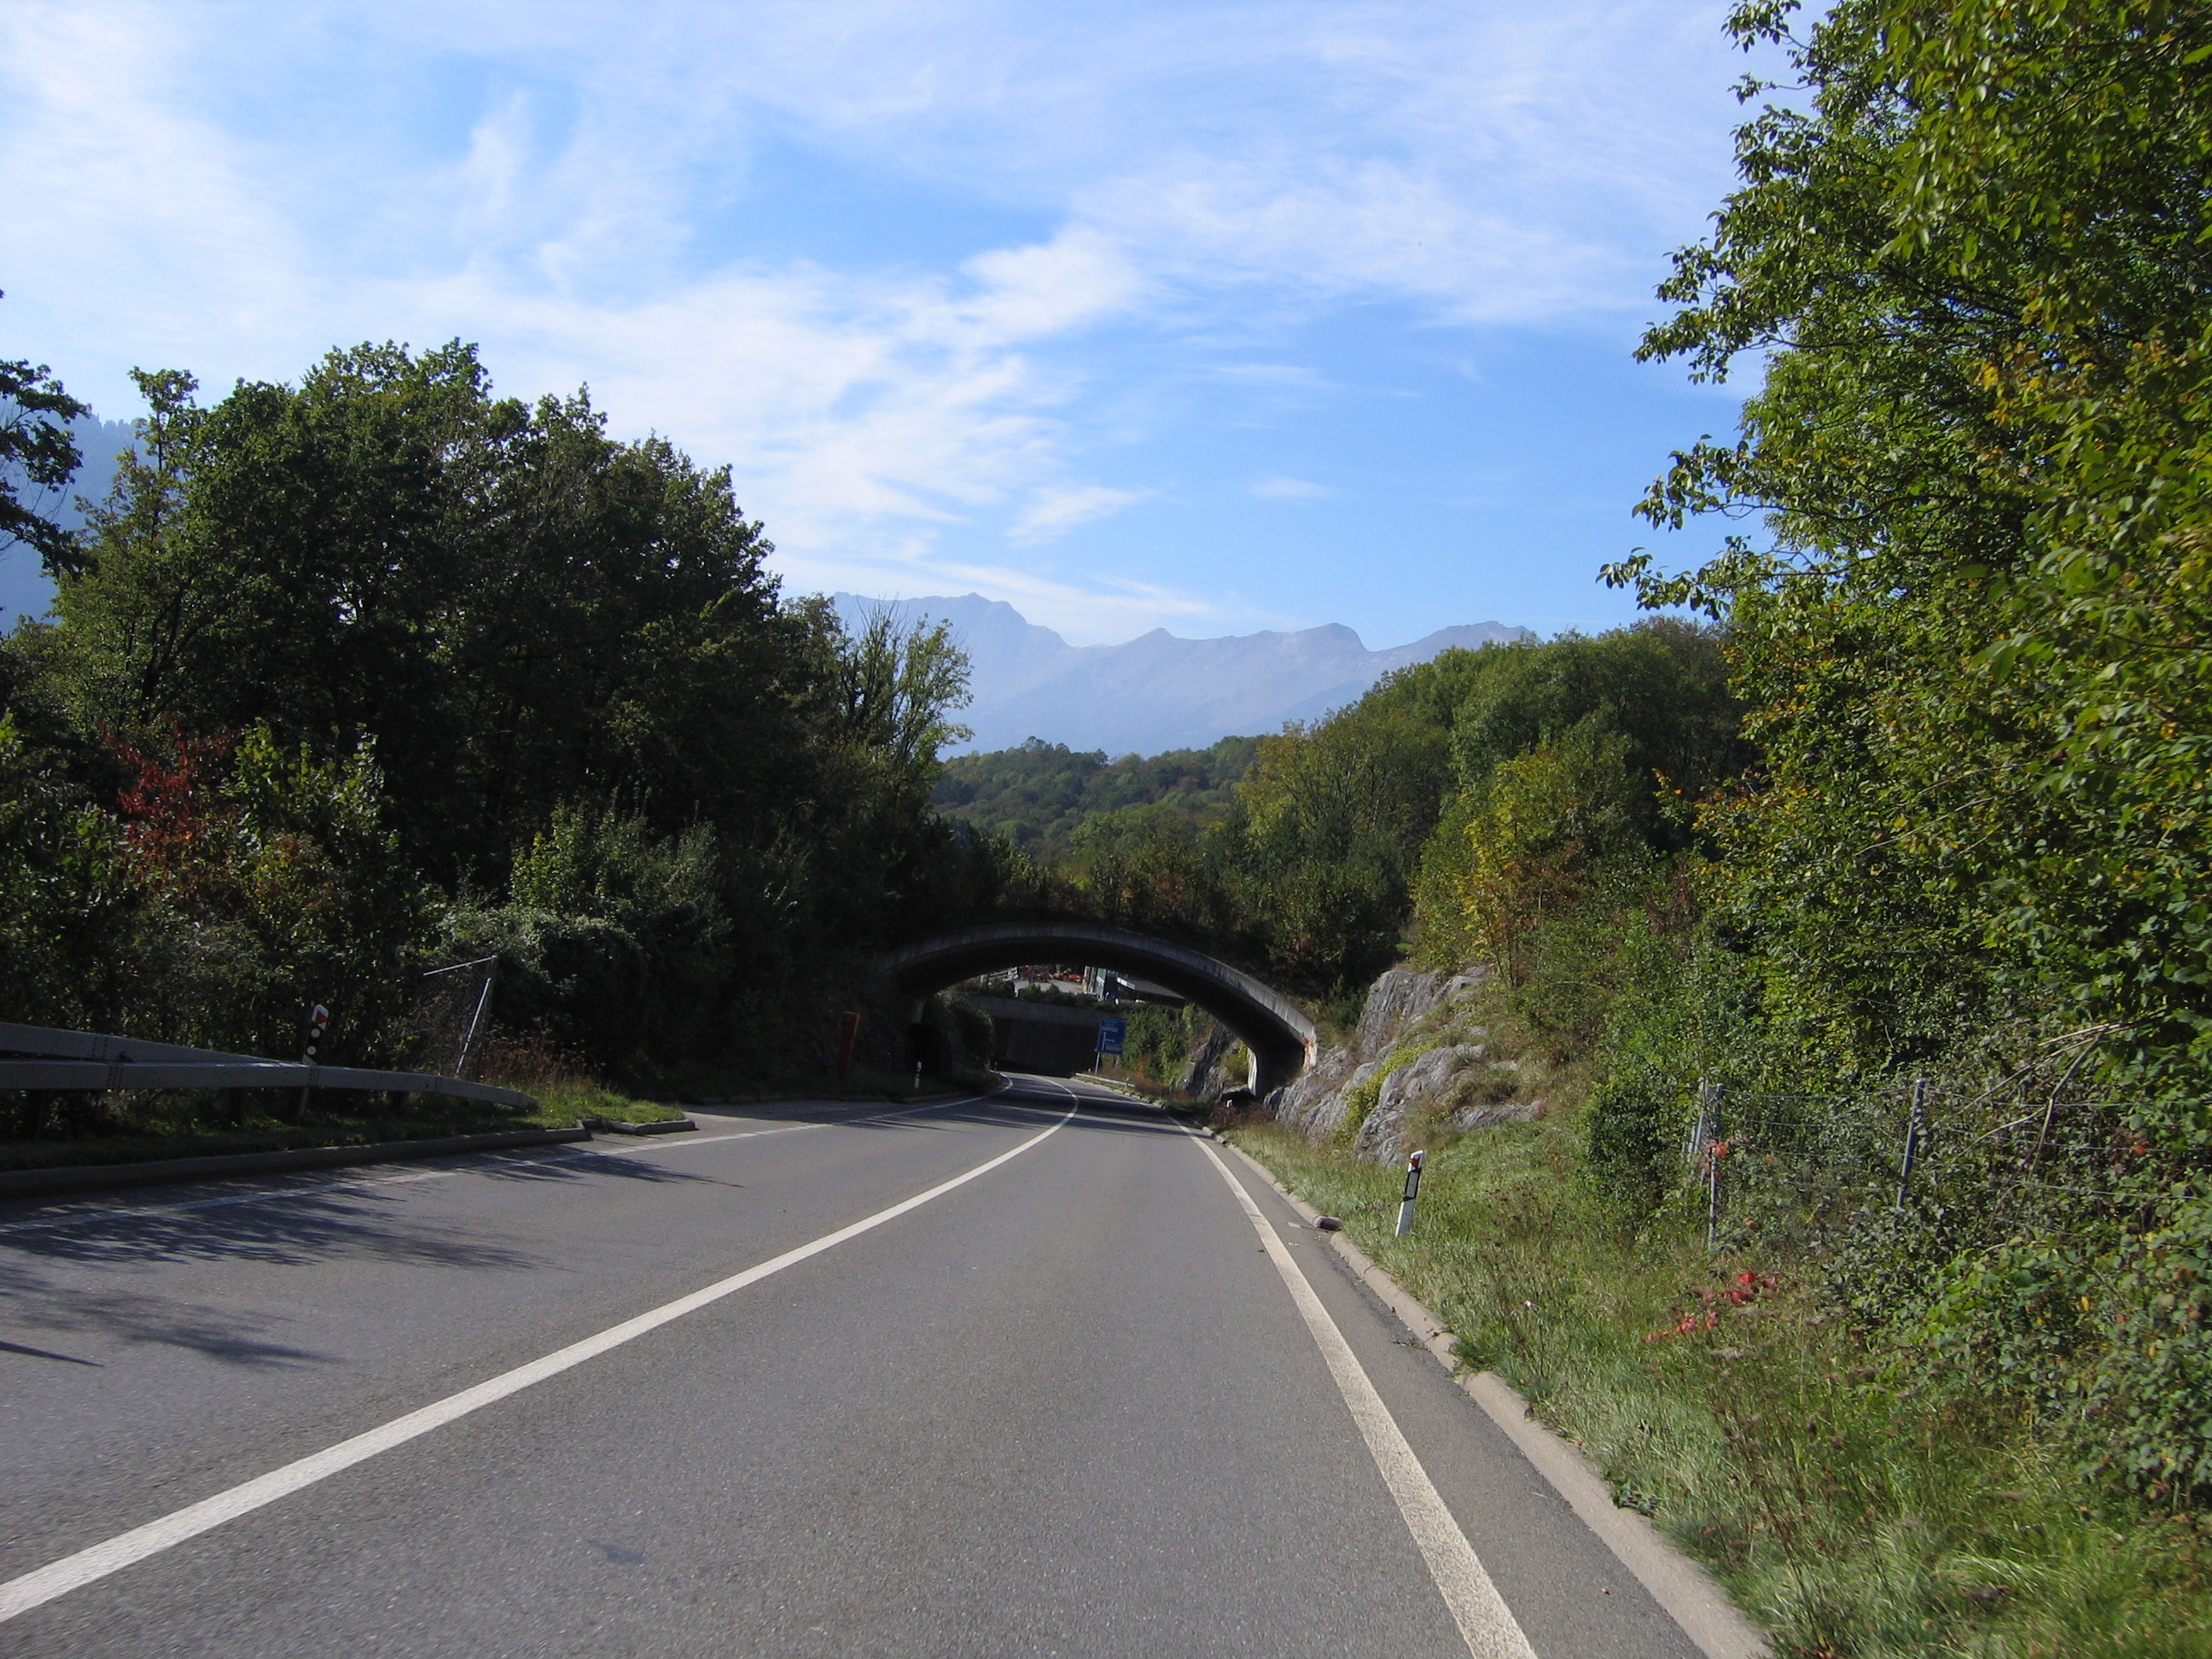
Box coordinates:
[1699,1079,1724,1250]
[454,959,498,1080]
[835,1011,862,1081]
[1895,1076,1927,1210]
[1687,1076,1711,1165]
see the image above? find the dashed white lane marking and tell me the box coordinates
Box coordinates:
[1186,1129,1540,1659]
[0,1093,999,1237]
[0,1096,1078,1627]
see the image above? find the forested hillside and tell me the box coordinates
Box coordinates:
[986,625,1740,1012]
[932,736,1256,860]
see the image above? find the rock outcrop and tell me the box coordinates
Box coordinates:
[1272,1048,1363,1138]
[1264,963,1534,1161]
[1180,1022,1250,1097]
[1351,1043,1487,1162]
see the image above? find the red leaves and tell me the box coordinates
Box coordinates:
[1644,1270,1781,1341]
[1716,1269,1779,1306]
[111,720,235,888]
[1645,1309,1721,1342]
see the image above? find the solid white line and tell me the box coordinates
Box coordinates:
[1186,1131,1540,1659]
[0,1096,1076,1626]
[1212,1137,1771,1659]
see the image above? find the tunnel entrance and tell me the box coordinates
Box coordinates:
[879,920,1315,1095]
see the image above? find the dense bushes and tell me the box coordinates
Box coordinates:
[0,713,424,1066]
[1588,0,2212,1507]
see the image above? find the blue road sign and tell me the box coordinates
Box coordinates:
[1096,1016,1126,1056]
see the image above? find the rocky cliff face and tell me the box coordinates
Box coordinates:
[1266,964,1537,1161]
[1180,1022,1251,1097]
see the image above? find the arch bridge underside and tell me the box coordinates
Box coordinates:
[880,920,1315,1096]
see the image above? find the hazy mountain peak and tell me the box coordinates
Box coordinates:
[829,594,1531,756]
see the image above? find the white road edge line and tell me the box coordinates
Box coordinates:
[1211,1135,1772,1659]
[0,1092,1077,1627]
[1185,1127,1540,1659]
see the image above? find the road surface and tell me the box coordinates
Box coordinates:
[0,1074,1703,1656]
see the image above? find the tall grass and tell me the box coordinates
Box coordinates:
[1230,1105,2212,1657]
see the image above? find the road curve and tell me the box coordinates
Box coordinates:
[0,1075,1701,1657]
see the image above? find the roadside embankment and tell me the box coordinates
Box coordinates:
[1231,968,2212,1658]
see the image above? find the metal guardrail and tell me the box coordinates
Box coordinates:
[0,1022,535,1109]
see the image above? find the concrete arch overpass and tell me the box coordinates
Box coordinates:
[880,920,1316,1095]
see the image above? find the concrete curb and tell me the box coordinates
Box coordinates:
[585,1115,696,1136]
[1217,1135,1773,1659]
[0,1126,595,1202]
[1071,1073,1153,1100]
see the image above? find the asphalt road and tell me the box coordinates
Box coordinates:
[0,1074,1703,1657]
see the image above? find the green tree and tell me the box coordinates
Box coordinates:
[934,735,1258,859]
[0,299,89,578]
[1614,0,2212,1083]
[2,337,994,1087]
[36,343,818,887]
[1600,0,2212,1499]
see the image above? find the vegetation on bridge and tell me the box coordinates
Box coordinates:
[933,735,1256,862]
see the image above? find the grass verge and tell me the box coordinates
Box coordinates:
[1228,1108,2212,1658]
[0,1074,681,1173]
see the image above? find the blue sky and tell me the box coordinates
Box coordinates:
[0,0,1766,645]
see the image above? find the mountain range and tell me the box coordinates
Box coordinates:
[0,416,138,626]
[830,593,1530,756]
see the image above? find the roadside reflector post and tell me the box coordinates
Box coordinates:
[1395,1148,1424,1238]
[295,1003,330,1122]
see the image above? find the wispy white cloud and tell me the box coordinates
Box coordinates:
[1009,483,1146,544]
[1251,476,1333,500]
[0,0,1754,637]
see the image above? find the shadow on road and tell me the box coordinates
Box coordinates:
[0,1258,342,1368]
[0,1077,1179,1369]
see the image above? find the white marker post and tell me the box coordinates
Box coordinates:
[294,1003,329,1122]
[1394,1148,1424,1238]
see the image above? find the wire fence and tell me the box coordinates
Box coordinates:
[387,956,499,1081]
[1686,1076,2199,1253]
